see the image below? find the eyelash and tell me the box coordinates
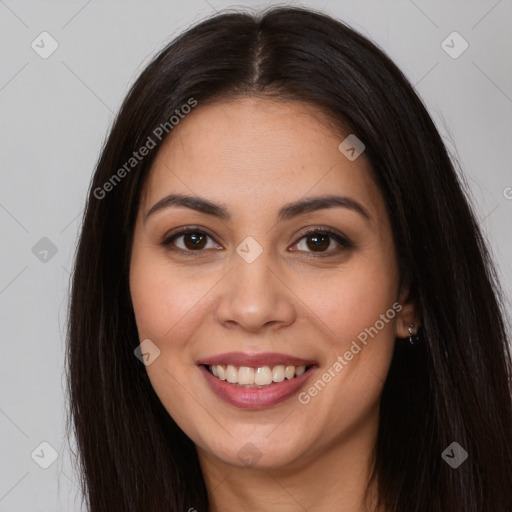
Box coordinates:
[160,226,353,258]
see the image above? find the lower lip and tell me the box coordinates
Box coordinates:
[199,365,316,409]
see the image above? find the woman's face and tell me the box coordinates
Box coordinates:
[130,97,415,471]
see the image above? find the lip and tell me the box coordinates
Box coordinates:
[197,353,318,409]
[196,351,316,368]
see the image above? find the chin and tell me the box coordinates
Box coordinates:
[199,430,309,470]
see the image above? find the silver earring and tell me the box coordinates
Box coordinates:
[408,323,416,344]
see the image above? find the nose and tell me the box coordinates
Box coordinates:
[214,248,296,334]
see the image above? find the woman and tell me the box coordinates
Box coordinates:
[66,5,512,511]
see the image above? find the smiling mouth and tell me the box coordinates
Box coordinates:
[204,364,314,388]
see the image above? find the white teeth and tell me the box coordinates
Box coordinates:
[208,364,309,386]
[272,365,285,383]
[238,366,255,385]
[285,366,295,380]
[225,364,238,384]
[254,366,273,386]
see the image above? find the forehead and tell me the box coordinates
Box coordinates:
[141,97,385,222]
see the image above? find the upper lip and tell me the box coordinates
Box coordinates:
[197,352,316,368]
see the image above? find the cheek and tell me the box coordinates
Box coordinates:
[293,243,399,403]
[295,279,397,436]
[130,252,212,342]
[129,251,210,434]
[296,261,398,346]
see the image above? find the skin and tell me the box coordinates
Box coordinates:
[129,97,419,511]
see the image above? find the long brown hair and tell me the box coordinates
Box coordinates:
[66,6,512,511]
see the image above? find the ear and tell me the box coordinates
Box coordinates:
[395,286,421,338]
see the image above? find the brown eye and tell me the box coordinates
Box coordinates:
[305,233,330,252]
[182,232,207,250]
[293,229,353,256]
[161,229,220,252]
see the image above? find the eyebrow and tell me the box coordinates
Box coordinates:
[145,193,371,223]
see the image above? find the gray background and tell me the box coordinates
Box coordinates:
[1,0,511,510]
